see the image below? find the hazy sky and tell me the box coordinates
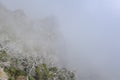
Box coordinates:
[0,0,120,79]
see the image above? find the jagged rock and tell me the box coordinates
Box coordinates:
[0,67,8,80]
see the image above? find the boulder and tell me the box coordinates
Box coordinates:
[0,67,8,80]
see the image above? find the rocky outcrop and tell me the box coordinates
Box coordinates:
[0,67,8,80]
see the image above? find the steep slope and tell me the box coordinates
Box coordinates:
[0,4,59,66]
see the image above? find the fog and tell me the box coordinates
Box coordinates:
[0,0,120,80]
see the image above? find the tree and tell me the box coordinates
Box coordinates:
[20,56,37,80]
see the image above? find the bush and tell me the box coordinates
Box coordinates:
[1,52,76,80]
[0,50,8,62]
[29,76,35,80]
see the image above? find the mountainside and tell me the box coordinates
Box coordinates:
[0,3,58,65]
[0,4,76,80]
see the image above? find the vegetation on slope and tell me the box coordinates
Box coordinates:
[0,48,75,80]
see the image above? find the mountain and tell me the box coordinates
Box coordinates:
[0,3,76,80]
[0,3,58,66]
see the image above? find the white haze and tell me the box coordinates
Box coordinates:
[1,0,120,80]
[0,4,62,68]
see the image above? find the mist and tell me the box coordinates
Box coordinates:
[0,0,120,80]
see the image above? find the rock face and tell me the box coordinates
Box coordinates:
[0,67,8,80]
